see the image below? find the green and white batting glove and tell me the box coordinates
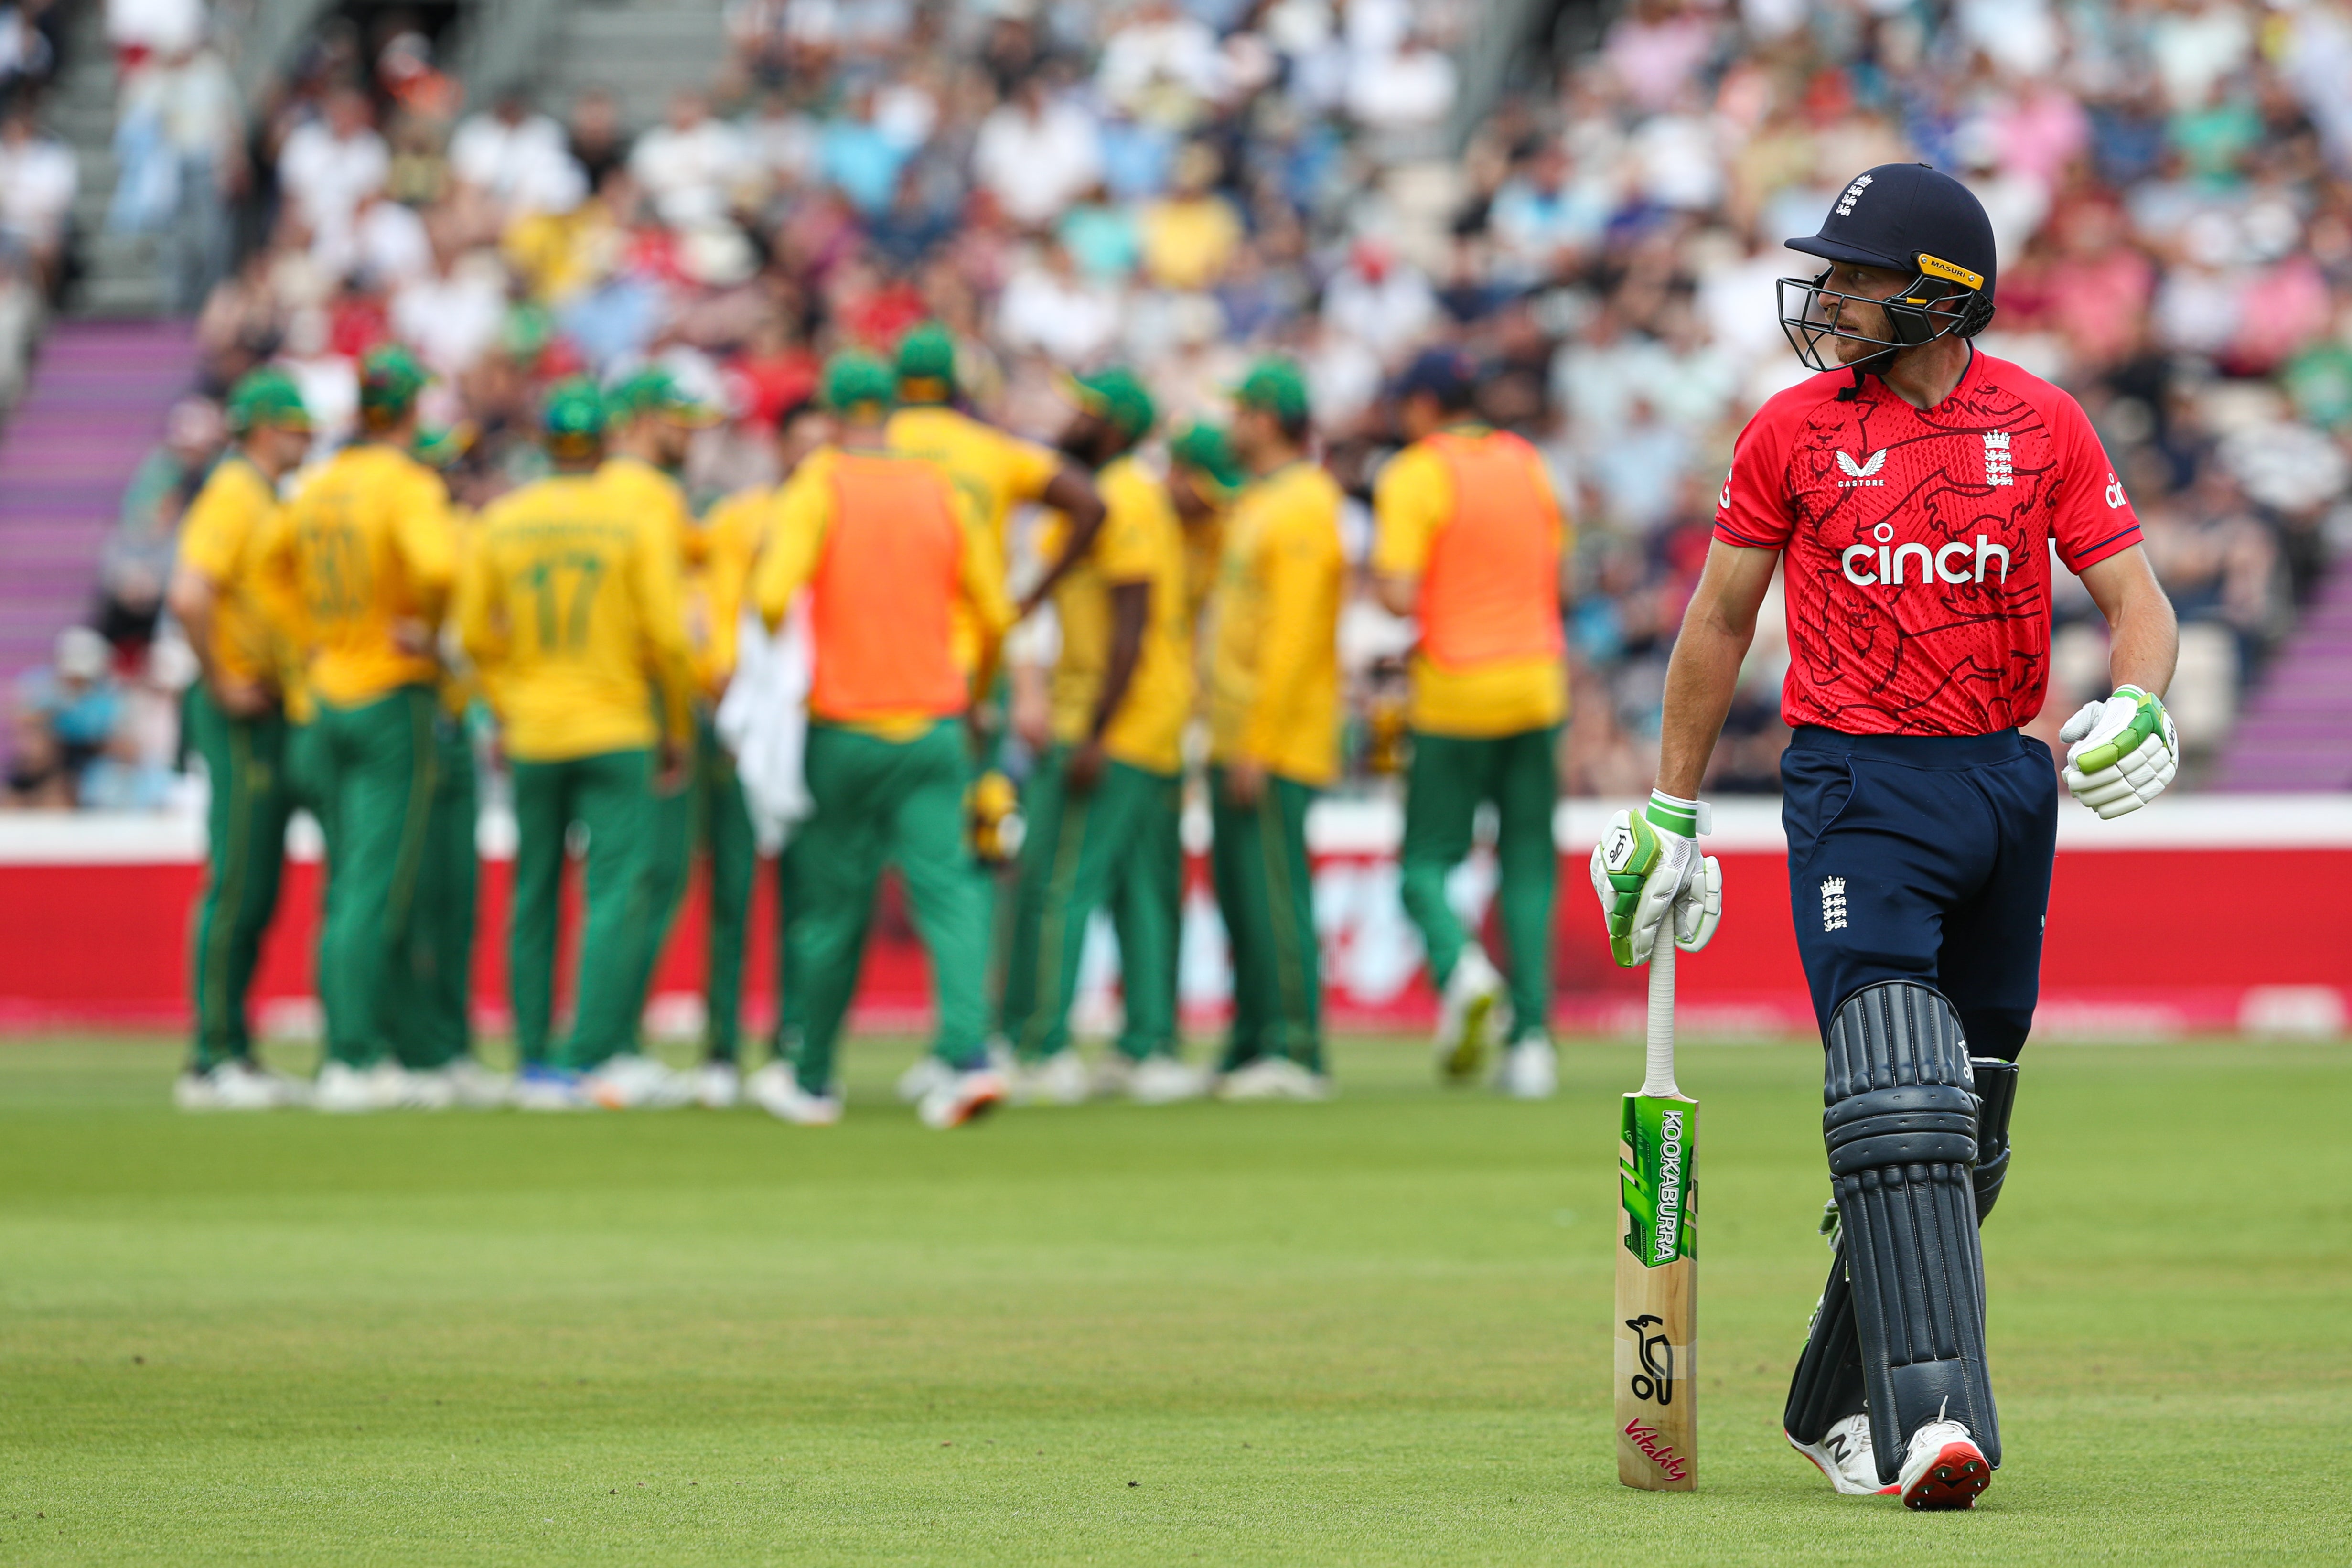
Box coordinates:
[1589,790,1724,967]
[2058,685,2177,819]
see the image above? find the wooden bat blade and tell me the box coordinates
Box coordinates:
[1616,1091,1697,1490]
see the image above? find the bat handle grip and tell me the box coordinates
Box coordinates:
[1643,927,1679,1099]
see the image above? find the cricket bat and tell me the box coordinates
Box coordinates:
[1616,933,1697,1491]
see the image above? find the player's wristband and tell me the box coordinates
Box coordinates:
[1644,790,1712,839]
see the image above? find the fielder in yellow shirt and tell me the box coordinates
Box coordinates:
[460,380,695,1101]
[1206,359,1346,1098]
[166,368,312,1110]
[887,321,1104,681]
[599,367,720,1072]
[1371,348,1572,1098]
[997,369,1203,1105]
[257,345,458,1109]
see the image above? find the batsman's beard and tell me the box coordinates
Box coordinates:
[1653,1110,1685,1264]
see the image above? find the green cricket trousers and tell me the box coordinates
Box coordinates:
[787,720,990,1094]
[396,708,477,1070]
[185,686,294,1073]
[1209,769,1321,1073]
[311,685,440,1068]
[508,748,655,1070]
[1398,726,1559,1035]
[627,713,757,1061]
[999,747,1181,1063]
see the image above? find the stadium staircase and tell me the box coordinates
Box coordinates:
[0,319,198,681]
[54,0,169,319]
[2214,563,2352,791]
[455,0,727,132]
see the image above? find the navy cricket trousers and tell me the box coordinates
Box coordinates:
[1780,726,2058,1062]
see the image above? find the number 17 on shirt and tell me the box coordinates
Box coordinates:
[1616,936,1697,1491]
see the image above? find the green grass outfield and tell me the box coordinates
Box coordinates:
[2,1036,2348,1566]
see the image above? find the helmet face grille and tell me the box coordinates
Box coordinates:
[1777,269,1996,373]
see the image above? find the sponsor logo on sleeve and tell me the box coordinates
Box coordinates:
[2105,471,2128,509]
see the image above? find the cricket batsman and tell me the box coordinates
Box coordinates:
[1593,164,2180,1508]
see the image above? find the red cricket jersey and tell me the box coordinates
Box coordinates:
[1713,349,2142,736]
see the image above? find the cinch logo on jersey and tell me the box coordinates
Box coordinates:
[1836,450,1886,487]
[1821,876,1847,932]
[1839,529,2011,588]
[2105,471,2128,509]
[1833,172,1872,217]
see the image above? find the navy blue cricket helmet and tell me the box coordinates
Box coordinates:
[1778,163,1998,373]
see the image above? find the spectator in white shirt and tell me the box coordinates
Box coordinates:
[351,189,431,287]
[106,0,203,61]
[389,214,507,379]
[0,105,77,290]
[972,75,1102,231]
[630,90,748,229]
[1344,32,1456,134]
[1320,238,1436,363]
[277,88,388,272]
[449,88,586,219]
[1096,0,1224,128]
[995,238,1120,364]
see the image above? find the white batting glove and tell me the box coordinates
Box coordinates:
[1590,791,1723,966]
[2058,685,2177,819]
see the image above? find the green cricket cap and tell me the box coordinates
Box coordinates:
[1168,419,1244,493]
[357,344,430,413]
[541,378,608,441]
[895,322,956,396]
[1232,356,1309,423]
[823,350,897,413]
[412,422,475,469]
[1068,366,1156,442]
[609,365,720,426]
[225,368,311,434]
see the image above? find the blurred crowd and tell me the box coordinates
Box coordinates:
[12,0,2352,809]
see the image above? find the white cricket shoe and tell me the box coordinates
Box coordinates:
[1434,945,1508,1083]
[1127,1055,1210,1105]
[1216,1057,1333,1102]
[1895,1418,1992,1511]
[745,1062,842,1126]
[917,1067,1007,1129]
[314,1060,408,1114]
[442,1058,512,1108]
[1495,1033,1559,1100]
[1789,1413,1895,1497]
[1010,1049,1092,1106]
[1089,1053,1137,1098]
[693,1060,742,1109]
[404,1065,458,1110]
[583,1053,694,1110]
[896,1054,955,1104]
[175,1060,295,1111]
[512,1064,591,1111]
